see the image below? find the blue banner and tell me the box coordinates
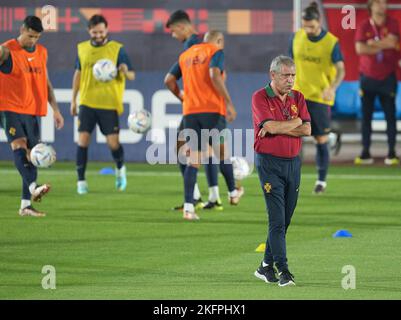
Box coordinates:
[0,72,266,162]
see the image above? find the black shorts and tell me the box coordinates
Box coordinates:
[182,113,228,151]
[78,105,119,136]
[306,100,331,136]
[1,111,40,149]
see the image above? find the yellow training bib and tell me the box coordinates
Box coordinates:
[77,40,126,114]
[292,29,338,106]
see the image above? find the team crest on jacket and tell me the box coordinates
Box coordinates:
[291,104,298,115]
[264,182,272,194]
[9,127,16,136]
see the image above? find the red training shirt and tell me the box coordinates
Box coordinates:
[355,16,400,81]
[252,84,310,158]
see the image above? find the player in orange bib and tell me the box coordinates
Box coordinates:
[0,16,64,217]
[174,30,242,220]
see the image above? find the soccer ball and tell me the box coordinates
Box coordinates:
[128,110,152,134]
[30,143,56,168]
[231,156,253,180]
[92,59,117,82]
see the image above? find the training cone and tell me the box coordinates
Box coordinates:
[255,243,266,252]
[99,167,115,175]
[333,229,353,238]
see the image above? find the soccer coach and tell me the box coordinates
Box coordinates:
[252,56,311,287]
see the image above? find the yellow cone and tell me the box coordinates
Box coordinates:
[255,243,265,252]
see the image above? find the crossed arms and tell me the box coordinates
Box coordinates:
[258,117,311,138]
[355,33,399,55]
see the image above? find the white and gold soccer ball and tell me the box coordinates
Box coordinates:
[92,59,117,82]
[127,109,152,134]
[30,143,56,168]
[231,156,253,180]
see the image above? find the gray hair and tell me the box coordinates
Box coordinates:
[270,55,295,73]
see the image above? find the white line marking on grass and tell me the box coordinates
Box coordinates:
[0,169,400,180]
[303,174,401,180]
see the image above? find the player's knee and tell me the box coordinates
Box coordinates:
[219,144,227,160]
[177,139,186,149]
[214,143,229,161]
[107,141,120,151]
[176,140,187,156]
[315,135,329,144]
[187,150,201,168]
[188,162,200,169]
[78,132,91,147]
[10,138,27,151]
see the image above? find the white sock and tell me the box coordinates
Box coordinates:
[184,203,194,212]
[28,182,37,194]
[21,199,31,209]
[229,189,238,198]
[116,165,126,177]
[193,183,201,200]
[78,180,87,187]
[316,180,327,187]
[208,186,219,202]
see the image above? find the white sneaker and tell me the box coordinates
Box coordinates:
[229,186,244,205]
[19,206,46,217]
[183,211,200,221]
[32,184,51,202]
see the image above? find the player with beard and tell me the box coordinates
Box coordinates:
[70,15,135,194]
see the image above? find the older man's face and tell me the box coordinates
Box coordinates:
[271,64,296,95]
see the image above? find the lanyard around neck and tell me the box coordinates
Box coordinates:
[369,18,381,39]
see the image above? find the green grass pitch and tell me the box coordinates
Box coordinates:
[1,161,401,299]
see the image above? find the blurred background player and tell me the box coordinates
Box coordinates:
[176,30,241,220]
[164,10,211,210]
[164,10,243,211]
[354,0,400,165]
[70,14,135,194]
[289,1,345,194]
[0,16,64,216]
